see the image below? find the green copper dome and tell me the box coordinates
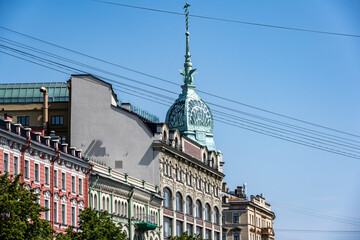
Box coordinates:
[165,3,216,151]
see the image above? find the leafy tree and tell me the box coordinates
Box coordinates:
[168,232,205,240]
[0,172,54,240]
[57,207,127,240]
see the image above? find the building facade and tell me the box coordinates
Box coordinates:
[222,185,275,240]
[88,162,163,240]
[0,82,70,142]
[0,115,92,234]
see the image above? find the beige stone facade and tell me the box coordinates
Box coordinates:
[154,124,224,239]
[222,186,275,240]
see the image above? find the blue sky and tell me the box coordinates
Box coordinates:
[1,0,360,239]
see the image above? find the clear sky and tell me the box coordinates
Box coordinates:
[1,0,360,239]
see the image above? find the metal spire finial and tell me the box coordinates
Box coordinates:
[180,2,197,86]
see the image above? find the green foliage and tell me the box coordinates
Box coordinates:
[57,207,127,240]
[0,172,54,240]
[168,232,205,240]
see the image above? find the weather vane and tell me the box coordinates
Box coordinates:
[184,2,190,32]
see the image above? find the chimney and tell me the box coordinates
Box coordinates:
[61,143,68,154]
[69,147,76,156]
[43,136,51,146]
[236,186,244,198]
[121,103,131,111]
[14,123,22,135]
[53,139,59,151]
[24,128,32,139]
[76,149,82,158]
[222,182,227,192]
[4,113,13,121]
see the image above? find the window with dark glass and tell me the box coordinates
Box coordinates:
[164,217,172,238]
[45,167,49,185]
[205,203,211,222]
[164,187,172,209]
[51,115,64,126]
[214,207,219,224]
[71,176,75,193]
[233,232,240,240]
[34,163,39,182]
[61,172,66,190]
[13,156,19,175]
[186,196,193,215]
[233,213,239,223]
[17,116,29,126]
[176,192,183,212]
[196,200,202,219]
[3,153,9,173]
[25,160,29,179]
[61,204,66,225]
[176,220,183,236]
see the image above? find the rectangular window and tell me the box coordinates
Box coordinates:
[206,229,211,240]
[45,199,50,221]
[13,156,19,175]
[222,233,227,240]
[233,213,239,223]
[61,204,66,225]
[17,116,29,126]
[3,152,9,173]
[61,172,66,191]
[71,206,76,227]
[34,163,39,182]
[45,167,49,185]
[233,232,240,240]
[215,232,220,240]
[78,178,83,195]
[54,170,58,188]
[164,217,172,238]
[54,202,58,223]
[176,220,183,236]
[51,115,64,126]
[25,160,29,179]
[196,227,203,238]
[71,176,75,194]
[187,223,193,235]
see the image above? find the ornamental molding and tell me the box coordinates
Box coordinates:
[43,190,51,200]
[61,195,68,204]
[71,198,77,207]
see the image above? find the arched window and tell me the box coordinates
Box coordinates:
[214,207,219,224]
[176,165,179,180]
[205,203,211,221]
[196,200,202,219]
[176,192,183,212]
[102,196,105,210]
[107,197,110,212]
[115,200,118,214]
[186,196,193,216]
[90,193,93,207]
[203,153,206,162]
[164,187,172,209]
[94,194,97,210]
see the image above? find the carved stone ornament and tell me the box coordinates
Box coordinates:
[167,100,185,128]
[61,195,68,204]
[44,190,51,200]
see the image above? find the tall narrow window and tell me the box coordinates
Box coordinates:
[54,170,58,188]
[176,192,183,212]
[34,163,39,182]
[163,187,172,209]
[13,156,18,175]
[71,206,76,226]
[54,202,58,223]
[25,160,29,179]
[78,178,83,195]
[205,203,211,222]
[61,204,66,225]
[45,167,49,185]
[71,176,75,194]
[3,153,9,173]
[61,172,66,190]
[233,213,239,223]
[186,196,193,216]
[196,200,202,219]
[233,232,240,240]
[214,207,219,224]
[44,199,50,221]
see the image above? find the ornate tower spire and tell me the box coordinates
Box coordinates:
[180,2,196,85]
[165,3,216,151]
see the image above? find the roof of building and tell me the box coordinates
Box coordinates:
[0,82,69,103]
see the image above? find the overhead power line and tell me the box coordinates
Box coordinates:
[93,0,360,38]
[275,229,360,234]
[0,28,358,141]
[1,40,360,160]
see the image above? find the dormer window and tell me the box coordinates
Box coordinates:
[203,153,206,162]
[175,137,179,149]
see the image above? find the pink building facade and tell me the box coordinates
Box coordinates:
[0,115,92,233]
